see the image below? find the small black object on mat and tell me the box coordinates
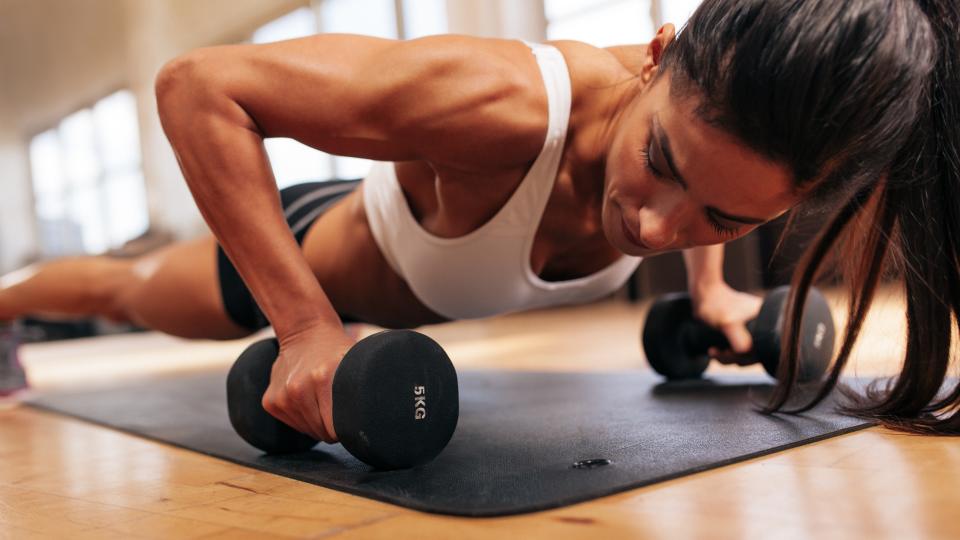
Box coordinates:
[28,369,874,517]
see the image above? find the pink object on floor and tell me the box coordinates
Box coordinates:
[0,322,29,398]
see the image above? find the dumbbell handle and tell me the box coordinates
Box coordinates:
[679,318,758,356]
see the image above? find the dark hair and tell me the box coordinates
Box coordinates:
[661,0,960,433]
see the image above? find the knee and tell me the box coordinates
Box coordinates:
[95,258,143,323]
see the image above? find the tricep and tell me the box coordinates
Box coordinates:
[155,34,547,170]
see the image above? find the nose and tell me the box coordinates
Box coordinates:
[637,197,682,249]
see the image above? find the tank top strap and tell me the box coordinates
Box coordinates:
[492,40,573,231]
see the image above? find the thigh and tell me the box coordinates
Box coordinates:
[120,235,253,340]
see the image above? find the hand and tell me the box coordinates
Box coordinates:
[261,323,356,443]
[689,282,763,366]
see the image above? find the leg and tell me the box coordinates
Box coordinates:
[0,257,135,322]
[0,235,254,340]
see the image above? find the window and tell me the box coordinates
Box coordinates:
[320,0,397,38]
[252,6,320,44]
[402,0,448,38]
[252,2,448,188]
[545,0,654,47]
[544,0,704,47]
[252,8,333,189]
[29,90,149,256]
[659,0,702,29]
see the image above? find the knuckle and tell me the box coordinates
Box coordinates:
[285,380,309,401]
[261,393,280,415]
[273,394,292,413]
[309,367,331,386]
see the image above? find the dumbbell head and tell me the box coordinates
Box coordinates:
[333,330,459,470]
[226,329,459,470]
[226,339,319,454]
[641,293,711,380]
[752,286,835,382]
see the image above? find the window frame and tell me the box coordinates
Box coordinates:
[26,87,150,256]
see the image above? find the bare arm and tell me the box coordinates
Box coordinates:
[682,244,764,360]
[155,34,540,336]
[156,70,338,337]
[154,34,543,441]
[682,244,725,298]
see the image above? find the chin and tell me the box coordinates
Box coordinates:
[598,206,628,255]
[599,208,616,244]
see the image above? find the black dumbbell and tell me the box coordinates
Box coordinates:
[641,286,835,382]
[226,329,459,470]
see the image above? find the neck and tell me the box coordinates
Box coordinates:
[566,76,644,212]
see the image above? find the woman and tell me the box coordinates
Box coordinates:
[2,0,957,438]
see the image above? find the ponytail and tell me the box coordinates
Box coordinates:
[765,0,960,434]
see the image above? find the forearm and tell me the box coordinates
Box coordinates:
[156,54,342,337]
[682,244,726,297]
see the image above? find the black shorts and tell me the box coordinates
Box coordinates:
[216,179,362,331]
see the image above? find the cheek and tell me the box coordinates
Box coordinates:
[607,141,650,201]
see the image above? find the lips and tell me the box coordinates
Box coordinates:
[620,216,648,250]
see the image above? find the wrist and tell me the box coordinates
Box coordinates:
[682,245,727,302]
[688,278,728,301]
[273,309,345,342]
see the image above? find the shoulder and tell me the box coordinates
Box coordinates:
[547,39,646,76]
[368,35,545,172]
[537,40,647,138]
[546,39,647,93]
[406,37,641,173]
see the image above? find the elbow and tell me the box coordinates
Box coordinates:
[155,48,257,140]
[156,52,200,115]
[155,50,225,133]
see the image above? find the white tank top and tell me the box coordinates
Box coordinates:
[362,41,642,320]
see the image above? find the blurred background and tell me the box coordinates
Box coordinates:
[1,0,812,339]
[0,0,706,266]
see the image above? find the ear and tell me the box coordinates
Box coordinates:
[640,24,677,83]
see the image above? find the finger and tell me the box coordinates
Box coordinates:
[323,421,337,443]
[723,324,754,355]
[735,355,756,366]
[712,350,741,365]
[709,347,753,366]
[294,388,333,443]
[310,366,337,443]
[309,367,338,443]
[287,404,318,439]
[262,389,305,435]
[319,394,338,442]
[265,364,309,434]
[283,382,323,439]
[708,347,735,364]
[309,381,337,443]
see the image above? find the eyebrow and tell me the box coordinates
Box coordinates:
[652,115,768,226]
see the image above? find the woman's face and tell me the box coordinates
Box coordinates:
[602,71,800,256]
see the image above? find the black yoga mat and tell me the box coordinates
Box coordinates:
[28,369,874,517]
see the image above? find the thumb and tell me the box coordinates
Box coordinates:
[723,324,753,355]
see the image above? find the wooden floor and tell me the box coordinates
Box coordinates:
[2,285,958,539]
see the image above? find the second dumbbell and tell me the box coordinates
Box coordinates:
[641,286,835,382]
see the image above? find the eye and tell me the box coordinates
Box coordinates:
[639,141,665,179]
[709,216,740,238]
[641,137,743,240]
